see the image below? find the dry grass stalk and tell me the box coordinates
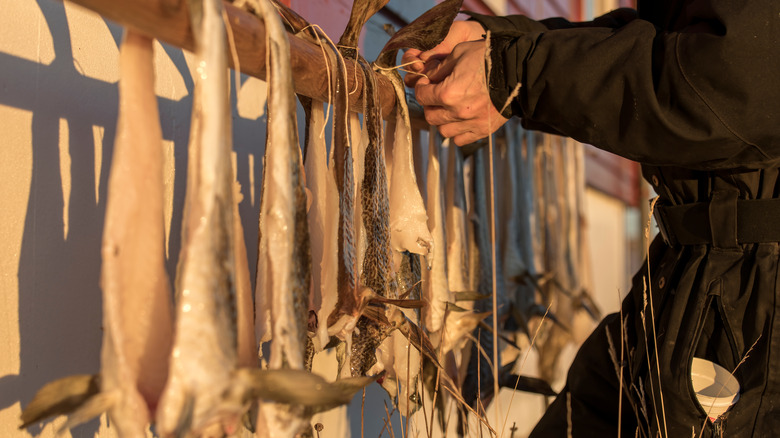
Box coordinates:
[643,197,668,438]
[500,301,554,437]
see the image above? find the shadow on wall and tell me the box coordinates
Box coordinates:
[0,0,266,435]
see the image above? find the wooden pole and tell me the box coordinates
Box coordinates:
[65,0,398,117]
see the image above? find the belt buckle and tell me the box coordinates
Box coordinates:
[652,203,676,246]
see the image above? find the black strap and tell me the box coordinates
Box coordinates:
[653,198,780,246]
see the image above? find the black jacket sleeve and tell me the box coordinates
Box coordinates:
[470,1,780,170]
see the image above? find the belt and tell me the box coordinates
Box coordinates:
[653,198,780,246]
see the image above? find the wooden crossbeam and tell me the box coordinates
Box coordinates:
[65,0,399,117]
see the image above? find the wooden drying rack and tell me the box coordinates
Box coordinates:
[67,0,399,117]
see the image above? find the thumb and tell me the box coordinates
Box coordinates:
[425,55,456,84]
[401,48,424,71]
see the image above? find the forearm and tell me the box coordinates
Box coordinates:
[466,8,638,33]
[479,2,780,169]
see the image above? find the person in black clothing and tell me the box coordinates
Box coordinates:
[403,2,779,437]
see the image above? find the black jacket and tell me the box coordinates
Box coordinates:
[471,2,780,437]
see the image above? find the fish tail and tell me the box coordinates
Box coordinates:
[172,392,195,438]
[19,374,101,430]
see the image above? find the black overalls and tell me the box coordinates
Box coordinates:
[470,1,780,436]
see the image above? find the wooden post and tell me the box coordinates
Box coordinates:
[64,0,398,117]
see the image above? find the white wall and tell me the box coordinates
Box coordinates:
[0,1,270,436]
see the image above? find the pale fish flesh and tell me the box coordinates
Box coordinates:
[422,128,449,333]
[252,0,311,435]
[303,99,339,351]
[379,70,433,258]
[20,29,174,437]
[155,0,242,434]
[444,139,470,295]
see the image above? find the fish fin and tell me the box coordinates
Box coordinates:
[57,391,118,435]
[173,392,195,438]
[477,321,524,353]
[445,301,469,312]
[574,290,602,321]
[241,401,257,433]
[452,291,490,302]
[368,296,426,309]
[236,368,377,413]
[20,374,100,429]
[375,0,463,67]
[529,304,571,333]
[499,374,557,397]
[396,316,441,369]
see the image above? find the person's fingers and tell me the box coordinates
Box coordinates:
[419,38,458,63]
[421,105,461,126]
[404,69,425,87]
[401,49,423,71]
[437,121,477,143]
[420,56,456,85]
[438,114,508,146]
[414,81,445,107]
[451,131,482,146]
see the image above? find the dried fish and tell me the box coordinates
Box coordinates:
[379,71,433,258]
[461,146,507,411]
[20,30,174,437]
[251,0,311,435]
[154,0,243,434]
[422,129,450,333]
[326,37,359,333]
[444,140,470,295]
[303,99,340,351]
[346,52,398,379]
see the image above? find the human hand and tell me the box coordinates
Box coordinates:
[413,40,509,146]
[401,20,486,88]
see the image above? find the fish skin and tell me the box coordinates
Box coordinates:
[358,56,393,301]
[504,122,541,337]
[20,30,174,437]
[337,0,390,59]
[461,146,507,411]
[343,56,398,379]
[326,37,359,329]
[352,112,367,297]
[496,128,528,322]
[155,0,242,435]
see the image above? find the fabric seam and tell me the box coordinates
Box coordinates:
[674,34,770,159]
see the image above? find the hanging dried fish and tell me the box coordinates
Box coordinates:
[242,3,377,437]
[422,129,450,333]
[304,99,341,351]
[19,30,174,437]
[460,146,509,413]
[371,0,465,258]
[153,0,245,434]
[445,140,470,295]
[348,54,397,378]
[251,0,313,434]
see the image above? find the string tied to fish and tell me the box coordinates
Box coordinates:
[374,59,429,79]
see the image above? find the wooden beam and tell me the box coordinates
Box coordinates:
[64,0,398,117]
